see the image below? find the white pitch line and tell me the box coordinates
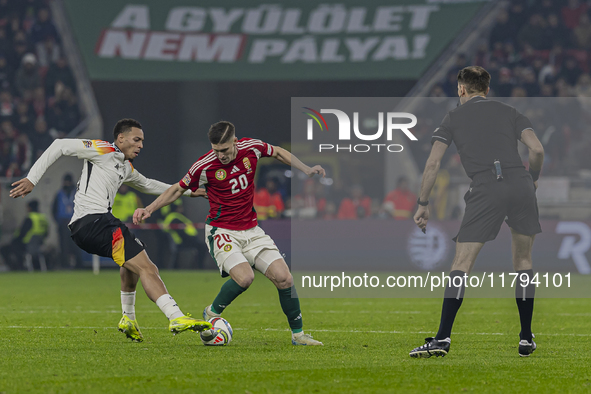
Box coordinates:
[1,326,590,337]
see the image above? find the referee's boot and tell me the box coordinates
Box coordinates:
[518,333,537,357]
[118,315,144,342]
[409,337,450,358]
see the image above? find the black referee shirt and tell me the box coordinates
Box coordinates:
[431,96,533,179]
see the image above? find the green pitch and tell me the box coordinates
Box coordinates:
[1,271,590,394]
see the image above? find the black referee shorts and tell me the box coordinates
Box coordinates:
[69,213,145,266]
[454,168,542,243]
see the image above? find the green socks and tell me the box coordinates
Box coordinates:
[278,286,303,333]
[212,279,246,314]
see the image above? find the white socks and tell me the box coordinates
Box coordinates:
[155,294,184,320]
[121,291,136,320]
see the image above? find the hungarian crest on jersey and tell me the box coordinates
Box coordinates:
[215,169,227,181]
[243,158,252,174]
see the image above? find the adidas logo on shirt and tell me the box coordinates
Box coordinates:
[230,165,240,174]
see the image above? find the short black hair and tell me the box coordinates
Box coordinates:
[208,121,235,144]
[113,118,142,140]
[457,66,491,94]
[28,200,39,211]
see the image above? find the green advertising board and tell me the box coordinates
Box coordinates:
[62,0,487,81]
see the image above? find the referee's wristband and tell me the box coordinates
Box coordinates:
[417,198,429,206]
[529,168,540,182]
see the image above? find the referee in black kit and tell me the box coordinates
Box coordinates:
[409,66,544,358]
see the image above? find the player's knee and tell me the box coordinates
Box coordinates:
[235,272,254,289]
[274,272,293,289]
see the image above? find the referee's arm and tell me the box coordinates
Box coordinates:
[414,141,449,230]
[520,129,544,187]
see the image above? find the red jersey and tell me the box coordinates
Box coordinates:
[179,138,275,231]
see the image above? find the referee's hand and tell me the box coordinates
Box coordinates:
[413,206,429,232]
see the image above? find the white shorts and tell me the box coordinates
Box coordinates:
[205,224,283,276]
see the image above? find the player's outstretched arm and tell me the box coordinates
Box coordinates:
[9,178,35,198]
[273,146,326,177]
[133,183,187,224]
[413,141,448,231]
[10,139,89,198]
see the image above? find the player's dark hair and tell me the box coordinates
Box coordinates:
[208,121,235,144]
[457,66,491,94]
[113,118,142,140]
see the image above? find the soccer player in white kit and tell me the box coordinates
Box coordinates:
[134,121,325,345]
[9,119,212,342]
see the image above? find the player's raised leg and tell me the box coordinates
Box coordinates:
[123,250,211,334]
[118,267,143,342]
[262,256,323,346]
[511,229,537,356]
[409,241,482,358]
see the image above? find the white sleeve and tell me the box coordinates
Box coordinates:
[26,139,98,185]
[125,167,191,196]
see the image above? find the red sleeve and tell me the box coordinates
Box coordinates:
[179,151,213,191]
[240,138,275,158]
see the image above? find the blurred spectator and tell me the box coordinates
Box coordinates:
[31,85,46,117]
[15,52,41,100]
[558,57,583,86]
[36,36,60,68]
[29,116,53,160]
[573,14,591,49]
[0,53,14,92]
[545,14,571,48]
[14,100,35,137]
[492,67,514,96]
[510,86,527,97]
[46,84,80,136]
[30,8,59,45]
[575,74,591,97]
[489,9,514,48]
[521,67,540,96]
[517,14,549,50]
[337,184,371,219]
[10,31,31,72]
[293,179,325,218]
[45,54,76,96]
[112,184,142,222]
[321,200,337,220]
[0,89,15,119]
[254,178,285,220]
[561,0,587,30]
[161,201,208,269]
[52,173,81,268]
[0,199,48,271]
[0,119,31,177]
[383,176,417,220]
[533,0,561,18]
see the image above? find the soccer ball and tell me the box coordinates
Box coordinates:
[199,317,233,346]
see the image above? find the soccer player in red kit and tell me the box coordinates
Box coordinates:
[134,121,326,345]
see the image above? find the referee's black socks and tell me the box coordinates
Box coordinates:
[435,270,466,340]
[515,269,535,342]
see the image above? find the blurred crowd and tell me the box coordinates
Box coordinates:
[0,0,80,177]
[416,0,591,178]
[254,176,417,221]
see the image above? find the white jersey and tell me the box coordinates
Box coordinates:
[26,139,189,224]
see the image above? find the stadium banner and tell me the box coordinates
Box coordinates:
[290,97,591,297]
[61,0,487,81]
